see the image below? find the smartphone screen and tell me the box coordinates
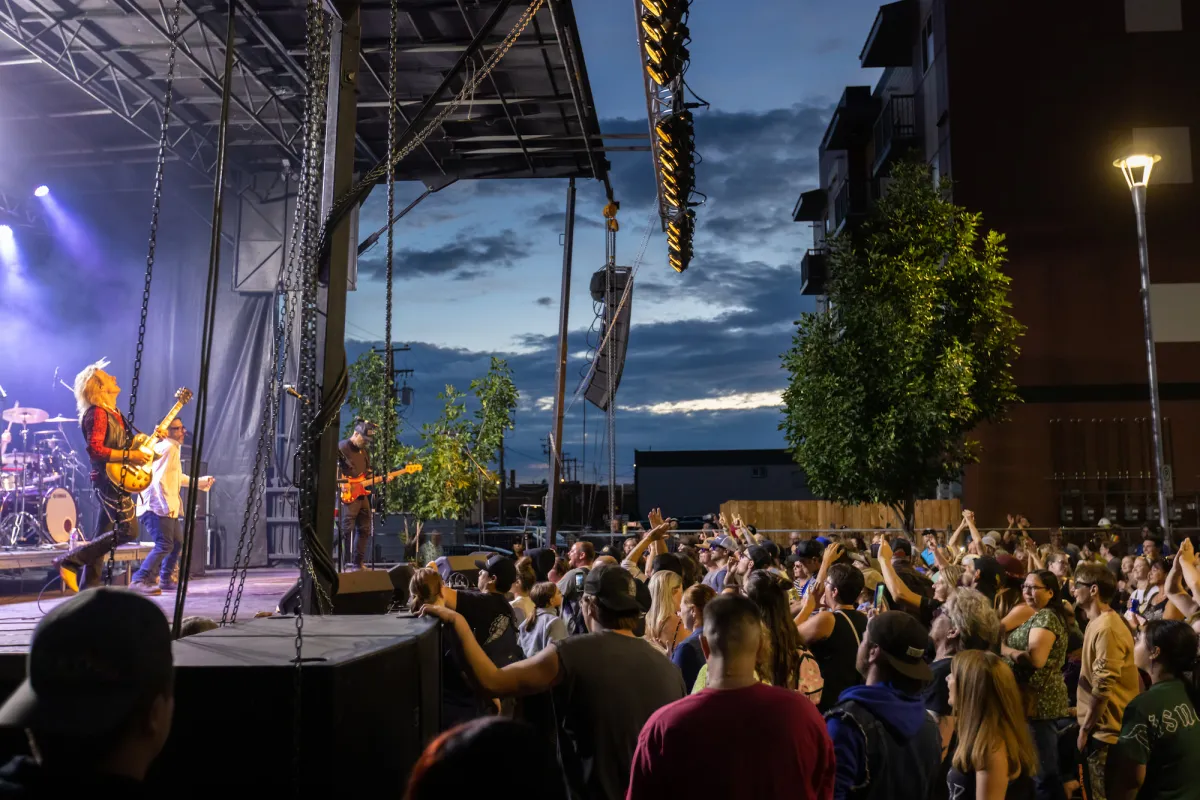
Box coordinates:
[874,582,890,611]
[575,571,585,594]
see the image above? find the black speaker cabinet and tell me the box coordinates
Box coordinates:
[278,569,397,615]
[150,615,441,797]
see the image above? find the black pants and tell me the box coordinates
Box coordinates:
[70,481,138,589]
[340,498,371,568]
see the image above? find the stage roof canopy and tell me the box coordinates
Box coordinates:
[0,0,612,198]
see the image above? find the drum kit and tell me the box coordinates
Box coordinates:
[1,405,85,548]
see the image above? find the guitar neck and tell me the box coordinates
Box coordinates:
[153,401,186,437]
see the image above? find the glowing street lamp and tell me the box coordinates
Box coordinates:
[1113,153,1170,543]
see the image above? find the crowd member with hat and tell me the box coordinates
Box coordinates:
[337,418,379,571]
[790,538,824,604]
[824,611,942,800]
[420,564,685,800]
[701,536,737,593]
[0,589,174,794]
[627,595,836,800]
[425,554,523,729]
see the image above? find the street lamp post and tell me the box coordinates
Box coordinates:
[1114,154,1171,546]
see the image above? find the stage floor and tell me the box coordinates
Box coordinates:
[0,568,299,652]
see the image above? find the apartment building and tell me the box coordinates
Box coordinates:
[793,1,1200,528]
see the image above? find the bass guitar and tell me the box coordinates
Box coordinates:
[105,387,194,493]
[339,463,422,503]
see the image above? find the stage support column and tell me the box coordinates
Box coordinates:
[547,177,576,543]
[312,0,362,611]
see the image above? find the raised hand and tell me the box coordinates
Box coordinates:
[648,507,664,529]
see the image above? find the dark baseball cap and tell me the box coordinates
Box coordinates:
[746,545,772,571]
[794,539,824,559]
[867,611,933,683]
[475,554,517,592]
[0,588,173,735]
[712,535,739,552]
[583,564,641,614]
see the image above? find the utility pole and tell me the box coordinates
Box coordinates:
[498,435,505,526]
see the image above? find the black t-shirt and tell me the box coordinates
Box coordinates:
[554,631,687,800]
[924,657,953,717]
[946,766,1034,799]
[441,590,522,728]
[337,438,370,480]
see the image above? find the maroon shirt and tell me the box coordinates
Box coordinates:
[627,683,836,800]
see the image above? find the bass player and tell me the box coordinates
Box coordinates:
[338,418,378,571]
[56,360,152,590]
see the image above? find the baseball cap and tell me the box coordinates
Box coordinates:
[475,554,517,592]
[526,547,556,582]
[712,535,739,552]
[0,588,173,735]
[867,611,933,682]
[746,545,772,571]
[794,539,824,559]
[583,564,641,614]
[860,568,884,593]
[697,537,717,551]
[981,533,999,549]
[995,553,1027,581]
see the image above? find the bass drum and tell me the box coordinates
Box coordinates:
[41,488,77,544]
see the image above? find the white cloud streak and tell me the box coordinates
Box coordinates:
[619,390,784,416]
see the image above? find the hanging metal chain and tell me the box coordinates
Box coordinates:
[323,0,546,231]
[106,0,184,586]
[604,212,617,529]
[380,0,399,512]
[220,0,326,626]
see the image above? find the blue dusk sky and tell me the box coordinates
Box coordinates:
[345,0,884,485]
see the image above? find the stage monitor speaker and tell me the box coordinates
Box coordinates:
[178,450,207,578]
[149,615,441,796]
[388,562,415,609]
[278,569,397,615]
[581,266,632,411]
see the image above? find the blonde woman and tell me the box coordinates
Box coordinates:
[947,650,1038,799]
[55,360,152,590]
[646,570,689,657]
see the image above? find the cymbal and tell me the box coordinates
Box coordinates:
[34,430,65,437]
[43,415,74,423]
[2,407,48,425]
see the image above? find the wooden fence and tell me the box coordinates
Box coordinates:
[718,499,963,540]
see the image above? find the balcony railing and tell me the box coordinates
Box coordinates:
[801,248,829,296]
[872,93,917,175]
[831,180,869,233]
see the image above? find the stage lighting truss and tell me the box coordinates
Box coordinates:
[0,190,44,233]
[635,0,703,274]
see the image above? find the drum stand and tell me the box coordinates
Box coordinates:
[1,429,39,547]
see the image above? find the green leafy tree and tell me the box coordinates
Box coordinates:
[780,161,1024,532]
[406,358,518,546]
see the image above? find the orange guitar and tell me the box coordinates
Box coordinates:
[338,463,422,503]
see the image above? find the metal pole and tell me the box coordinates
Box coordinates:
[498,436,506,527]
[547,177,576,541]
[1131,184,1171,546]
[312,0,362,609]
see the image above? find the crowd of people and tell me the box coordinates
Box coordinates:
[409,510,1200,800]
[2,510,1199,800]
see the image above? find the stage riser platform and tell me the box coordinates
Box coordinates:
[0,614,442,797]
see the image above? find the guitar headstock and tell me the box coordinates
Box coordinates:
[402,463,423,474]
[175,388,194,404]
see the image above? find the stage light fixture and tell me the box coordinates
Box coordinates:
[0,225,11,237]
[33,185,49,198]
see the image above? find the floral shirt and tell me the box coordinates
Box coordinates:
[1006,606,1070,720]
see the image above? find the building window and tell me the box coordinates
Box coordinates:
[750,466,767,479]
[1125,0,1182,32]
[921,16,934,72]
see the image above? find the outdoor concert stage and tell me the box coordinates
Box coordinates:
[0,568,298,651]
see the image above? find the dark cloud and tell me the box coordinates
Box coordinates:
[358,229,531,282]
[535,296,554,307]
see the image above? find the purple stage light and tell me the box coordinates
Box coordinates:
[33,185,50,198]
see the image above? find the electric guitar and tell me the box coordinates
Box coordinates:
[339,463,422,504]
[105,388,193,493]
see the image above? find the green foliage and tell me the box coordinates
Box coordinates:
[344,351,406,516]
[780,161,1024,531]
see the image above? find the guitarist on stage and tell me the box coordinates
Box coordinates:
[338,419,378,571]
[56,360,152,590]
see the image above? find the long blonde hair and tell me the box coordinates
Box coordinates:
[951,650,1038,778]
[73,358,111,422]
[647,570,682,642]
